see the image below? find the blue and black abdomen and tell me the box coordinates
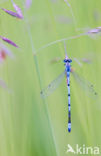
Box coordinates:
[64,58,72,133]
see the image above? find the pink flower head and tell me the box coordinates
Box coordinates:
[0,43,14,63]
[0,36,19,48]
[0,50,6,63]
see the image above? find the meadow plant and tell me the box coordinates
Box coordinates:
[0,36,19,48]
[0,0,101,156]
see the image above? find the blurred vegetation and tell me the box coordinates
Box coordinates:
[0,0,101,156]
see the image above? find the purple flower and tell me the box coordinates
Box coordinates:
[0,36,19,48]
[2,8,23,19]
[1,3,23,19]
[88,27,101,34]
[25,0,32,9]
[13,3,23,18]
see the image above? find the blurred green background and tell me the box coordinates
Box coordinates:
[0,0,101,156]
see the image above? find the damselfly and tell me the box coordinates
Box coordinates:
[40,44,97,133]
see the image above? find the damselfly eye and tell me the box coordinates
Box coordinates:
[68,59,72,63]
[63,59,67,63]
[63,59,72,63]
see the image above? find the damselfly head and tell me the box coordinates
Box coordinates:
[63,59,72,63]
